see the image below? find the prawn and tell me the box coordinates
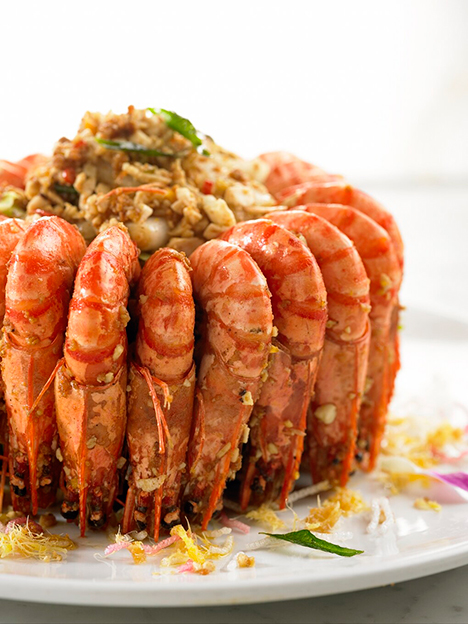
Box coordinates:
[0,155,46,189]
[301,204,401,469]
[277,181,404,270]
[124,248,195,540]
[182,240,273,529]
[0,218,28,511]
[2,216,86,514]
[259,152,340,196]
[278,180,404,406]
[222,219,327,508]
[267,210,371,485]
[55,225,140,535]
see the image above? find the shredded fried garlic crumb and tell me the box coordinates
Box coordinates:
[378,472,431,495]
[171,525,205,564]
[414,497,442,512]
[305,502,342,533]
[382,416,466,471]
[379,413,467,494]
[427,424,463,451]
[246,504,286,530]
[193,560,216,575]
[326,488,369,516]
[304,487,368,532]
[0,524,75,562]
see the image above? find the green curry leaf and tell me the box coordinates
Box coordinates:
[260,530,364,557]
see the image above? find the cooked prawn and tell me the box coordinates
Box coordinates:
[259,152,340,196]
[0,218,28,511]
[278,179,404,426]
[0,155,46,189]
[277,181,404,270]
[55,225,140,534]
[182,239,273,529]
[0,219,28,326]
[2,216,86,514]
[222,219,327,508]
[267,210,371,485]
[124,248,195,540]
[302,204,401,469]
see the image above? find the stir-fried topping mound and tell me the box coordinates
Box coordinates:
[23,106,277,254]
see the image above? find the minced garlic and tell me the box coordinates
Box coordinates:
[240,391,253,406]
[427,423,463,451]
[314,404,337,425]
[246,504,286,530]
[305,487,368,533]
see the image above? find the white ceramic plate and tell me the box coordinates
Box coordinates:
[0,306,467,607]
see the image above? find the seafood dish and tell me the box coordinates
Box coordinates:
[0,106,403,541]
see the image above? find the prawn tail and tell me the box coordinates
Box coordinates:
[201,406,247,531]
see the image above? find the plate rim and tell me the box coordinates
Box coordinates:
[1,537,468,607]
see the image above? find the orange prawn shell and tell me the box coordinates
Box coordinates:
[183,240,273,528]
[125,362,196,537]
[267,210,371,485]
[260,152,340,196]
[55,225,139,534]
[134,248,195,381]
[125,248,196,538]
[222,219,328,507]
[0,218,28,325]
[55,364,128,507]
[0,218,28,448]
[4,217,86,347]
[301,203,401,469]
[222,219,327,360]
[277,181,404,273]
[64,225,140,385]
[268,211,370,342]
[0,154,46,188]
[2,216,86,513]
